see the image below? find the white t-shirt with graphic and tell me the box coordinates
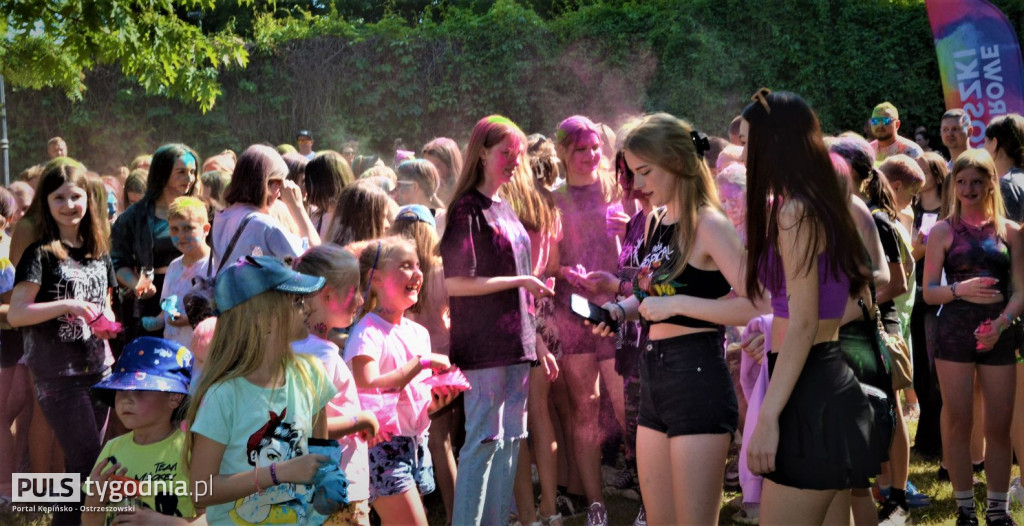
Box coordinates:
[190,355,335,525]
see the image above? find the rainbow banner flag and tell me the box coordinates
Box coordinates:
[926,0,1024,148]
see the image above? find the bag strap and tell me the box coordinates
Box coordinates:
[213,213,257,275]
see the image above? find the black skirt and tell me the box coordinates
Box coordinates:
[765,341,884,490]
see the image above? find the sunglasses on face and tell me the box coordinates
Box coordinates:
[871,116,894,126]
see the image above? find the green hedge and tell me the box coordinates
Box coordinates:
[5,0,1022,174]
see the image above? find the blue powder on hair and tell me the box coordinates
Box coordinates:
[179,152,197,168]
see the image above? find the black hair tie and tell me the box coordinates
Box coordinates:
[691,130,711,157]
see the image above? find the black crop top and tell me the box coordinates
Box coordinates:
[633,218,732,328]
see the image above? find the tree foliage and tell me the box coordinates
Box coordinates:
[6,0,1024,174]
[0,0,250,112]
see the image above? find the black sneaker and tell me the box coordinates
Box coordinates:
[987,514,1018,526]
[957,507,980,526]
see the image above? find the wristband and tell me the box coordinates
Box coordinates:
[253,467,263,493]
[419,357,432,370]
[951,281,960,300]
[269,462,280,486]
[617,279,631,298]
[613,302,627,319]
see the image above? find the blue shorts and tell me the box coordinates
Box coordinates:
[367,435,434,501]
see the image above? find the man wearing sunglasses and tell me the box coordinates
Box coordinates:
[296,129,316,160]
[870,102,923,164]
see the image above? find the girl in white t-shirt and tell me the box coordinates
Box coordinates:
[344,236,457,525]
[293,243,380,525]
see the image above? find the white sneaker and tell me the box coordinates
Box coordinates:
[878,500,910,526]
[633,504,647,526]
[1010,477,1024,506]
[586,502,608,526]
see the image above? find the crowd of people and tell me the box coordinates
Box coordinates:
[0,91,1023,526]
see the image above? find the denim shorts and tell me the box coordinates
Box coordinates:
[367,435,434,501]
[638,331,738,437]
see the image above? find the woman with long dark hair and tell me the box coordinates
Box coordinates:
[742,90,881,523]
[111,143,199,338]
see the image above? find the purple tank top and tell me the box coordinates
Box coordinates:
[943,220,1010,296]
[760,244,849,319]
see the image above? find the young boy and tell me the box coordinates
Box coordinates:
[85,336,200,524]
[142,197,211,348]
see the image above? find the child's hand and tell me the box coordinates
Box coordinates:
[428,385,459,416]
[366,430,393,448]
[64,299,102,321]
[423,353,451,372]
[356,410,379,441]
[278,454,330,485]
[86,458,127,505]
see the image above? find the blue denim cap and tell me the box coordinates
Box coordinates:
[394,204,436,228]
[92,337,193,406]
[215,255,326,313]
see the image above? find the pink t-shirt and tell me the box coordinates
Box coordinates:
[343,313,433,437]
[292,335,369,502]
[527,215,563,278]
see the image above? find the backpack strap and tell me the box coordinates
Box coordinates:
[214,213,257,275]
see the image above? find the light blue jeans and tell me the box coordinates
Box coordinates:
[452,363,530,525]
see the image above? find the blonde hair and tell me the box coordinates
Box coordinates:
[555,115,620,204]
[623,113,722,280]
[356,236,417,317]
[168,196,209,223]
[396,160,445,209]
[949,149,1007,239]
[184,290,318,470]
[500,151,558,235]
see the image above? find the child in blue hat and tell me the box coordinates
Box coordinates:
[84,336,200,524]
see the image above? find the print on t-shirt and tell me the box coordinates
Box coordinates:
[634,222,682,299]
[106,454,187,517]
[54,257,110,342]
[231,408,311,524]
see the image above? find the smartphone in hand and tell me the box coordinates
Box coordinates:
[571,293,619,332]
